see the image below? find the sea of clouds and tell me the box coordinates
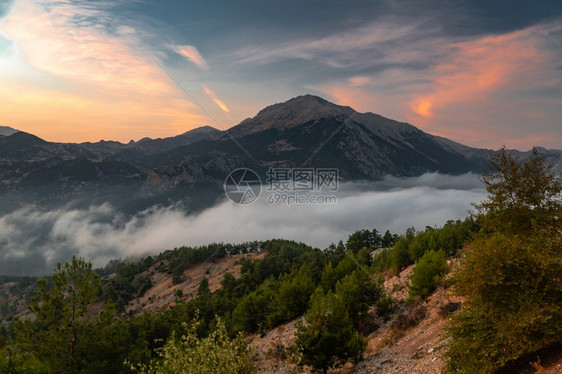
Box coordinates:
[0,172,486,275]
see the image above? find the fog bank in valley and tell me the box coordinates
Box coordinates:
[0,173,486,275]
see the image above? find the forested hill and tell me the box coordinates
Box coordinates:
[1,149,561,374]
[1,219,478,371]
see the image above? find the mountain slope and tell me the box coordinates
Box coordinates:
[148,95,485,179]
[1,95,560,213]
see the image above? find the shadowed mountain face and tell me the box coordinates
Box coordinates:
[220,95,485,177]
[0,95,559,214]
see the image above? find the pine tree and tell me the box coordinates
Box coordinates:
[296,288,366,372]
[15,256,100,373]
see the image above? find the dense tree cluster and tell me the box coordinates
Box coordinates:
[446,148,562,373]
[408,249,447,301]
[371,218,478,275]
[345,228,398,253]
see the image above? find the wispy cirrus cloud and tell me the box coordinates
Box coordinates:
[349,76,371,87]
[230,19,422,69]
[0,0,206,142]
[174,44,209,70]
[201,84,230,115]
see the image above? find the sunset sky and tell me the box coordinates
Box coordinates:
[0,0,561,149]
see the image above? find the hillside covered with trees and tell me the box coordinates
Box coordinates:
[0,148,560,373]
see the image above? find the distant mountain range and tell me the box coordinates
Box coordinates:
[1,95,560,213]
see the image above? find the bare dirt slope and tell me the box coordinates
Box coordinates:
[249,263,458,373]
[353,287,457,374]
[249,263,562,374]
[125,252,267,315]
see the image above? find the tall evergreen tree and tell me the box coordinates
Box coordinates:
[15,256,100,373]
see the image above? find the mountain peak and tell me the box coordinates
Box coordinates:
[256,94,352,117]
[180,125,220,136]
[230,94,355,137]
[267,94,333,108]
[4,131,46,143]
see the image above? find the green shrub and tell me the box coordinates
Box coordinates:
[335,269,383,326]
[0,343,48,374]
[371,248,391,273]
[446,234,562,373]
[408,249,447,300]
[267,264,315,327]
[128,315,254,374]
[390,237,411,274]
[296,289,366,372]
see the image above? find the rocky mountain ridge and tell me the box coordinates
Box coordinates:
[1,95,560,214]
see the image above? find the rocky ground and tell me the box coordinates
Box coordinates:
[249,262,562,374]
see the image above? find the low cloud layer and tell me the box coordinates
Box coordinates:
[0,173,486,276]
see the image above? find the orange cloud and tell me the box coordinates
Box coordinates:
[4,0,175,97]
[409,26,547,121]
[174,45,209,70]
[318,85,360,108]
[201,84,230,114]
[0,0,207,142]
[312,21,562,151]
[411,99,433,118]
[402,23,562,149]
